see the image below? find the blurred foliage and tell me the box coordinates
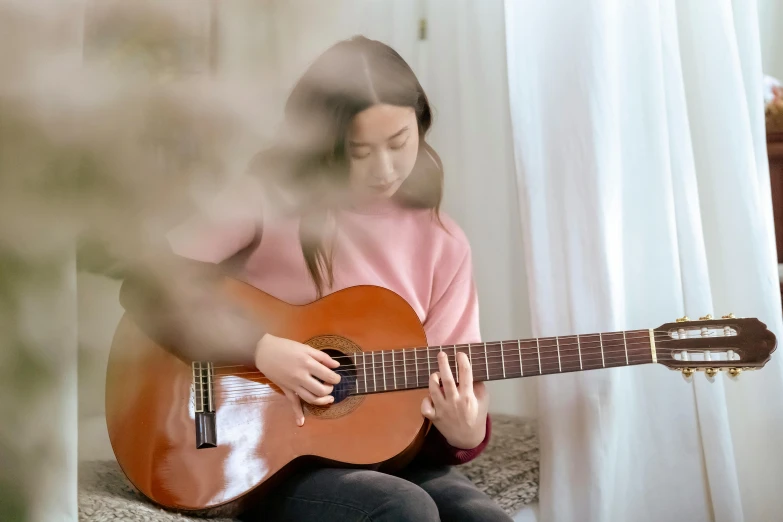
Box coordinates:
[0,0,261,519]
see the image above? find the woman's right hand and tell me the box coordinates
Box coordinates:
[254,333,341,426]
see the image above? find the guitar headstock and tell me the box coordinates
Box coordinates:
[654,314,776,379]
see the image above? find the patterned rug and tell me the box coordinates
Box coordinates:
[78,415,538,520]
[460,415,539,514]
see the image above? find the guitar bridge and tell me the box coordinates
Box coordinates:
[192,361,217,449]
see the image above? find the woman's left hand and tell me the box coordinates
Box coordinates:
[421,350,489,449]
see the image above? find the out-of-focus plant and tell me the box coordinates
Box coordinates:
[0,0,264,519]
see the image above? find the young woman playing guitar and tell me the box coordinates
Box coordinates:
[120,36,512,521]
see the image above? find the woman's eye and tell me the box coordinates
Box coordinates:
[390,138,408,150]
[350,148,371,159]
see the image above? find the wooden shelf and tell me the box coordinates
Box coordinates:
[768,132,783,265]
[766,131,783,306]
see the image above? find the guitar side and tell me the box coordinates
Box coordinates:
[105,282,431,516]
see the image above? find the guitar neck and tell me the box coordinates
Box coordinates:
[350,329,656,395]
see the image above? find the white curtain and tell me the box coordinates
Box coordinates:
[505,0,783,521]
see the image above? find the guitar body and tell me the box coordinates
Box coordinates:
[105,282,430,517]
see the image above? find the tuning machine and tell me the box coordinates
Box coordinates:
[678,367,726,382]
[699,314,713,321]
[728,368,742,379]
[722,313,736,319]
[704,368,719,382]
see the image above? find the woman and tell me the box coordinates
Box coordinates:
[121,36,512,522]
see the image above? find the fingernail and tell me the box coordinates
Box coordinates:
[328,396,334,403]
[297,417,304,426]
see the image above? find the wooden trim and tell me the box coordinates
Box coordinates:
[768,132,783,159]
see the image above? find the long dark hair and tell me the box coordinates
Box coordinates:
[250,36,444,297]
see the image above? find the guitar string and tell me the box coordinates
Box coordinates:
[212,349,691,402]
[213,343,730,399]
[212,338,733,391]
[213,340,661,387]
[208,330,716,370]
[213,339,661,385]
[213,349,647,397]
[211,332,731,379]
[192,332,737,400]
[208,328,729,372]
[212,349,674,393]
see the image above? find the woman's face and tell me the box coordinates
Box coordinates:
[346,103,420,203]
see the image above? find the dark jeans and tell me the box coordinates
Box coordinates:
[242,465,513,522]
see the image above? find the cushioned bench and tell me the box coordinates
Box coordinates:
[78,415,538,520]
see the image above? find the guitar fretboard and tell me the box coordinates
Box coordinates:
[350,329,654,395]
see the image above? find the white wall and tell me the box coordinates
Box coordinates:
[759,0,783,79]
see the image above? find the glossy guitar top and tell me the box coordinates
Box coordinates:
[105,281,431,517]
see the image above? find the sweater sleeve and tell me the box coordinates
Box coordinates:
[118,177,264,365]
[418,244,491,465]
[418,414,492,466]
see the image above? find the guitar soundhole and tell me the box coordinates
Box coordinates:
[322,348,357,404]
[303,335,365,419]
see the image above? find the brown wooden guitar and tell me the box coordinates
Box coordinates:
[106,279,776,517]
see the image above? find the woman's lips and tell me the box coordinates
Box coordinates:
[369,182,395,192]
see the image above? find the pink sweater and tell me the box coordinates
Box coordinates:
[167,192,490,465]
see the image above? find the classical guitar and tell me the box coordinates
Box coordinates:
[106,279,776,517]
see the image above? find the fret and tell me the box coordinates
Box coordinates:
[518,340,523,376]
[517,339,539,376]
[402,348,408,390]
[392,350,397,389]
[468,343,472,371]
[556,336,562,372]
[414,348,420,387]
[484,342,489,380]
[372,352,378,391]
[382,351,387,390]
[536,338,542,374]
[600,332,605,367]
[363,352,367,393]
[578,333,598,371]
[500,341,506,378]
[577,334,583,370]
[623,331,629,365]
[453,345,459,383]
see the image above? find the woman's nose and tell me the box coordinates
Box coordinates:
[373,149,394,179]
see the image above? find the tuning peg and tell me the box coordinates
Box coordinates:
[676,316,690,323]
[705,368,719,382]
[699,314,713,321]
[681,368,694,381]
[728,368,742,379]
[722,313,736,319]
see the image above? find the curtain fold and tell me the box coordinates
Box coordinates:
[505,0,783,520]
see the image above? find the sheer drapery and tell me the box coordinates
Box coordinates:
[505,0,783,520]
